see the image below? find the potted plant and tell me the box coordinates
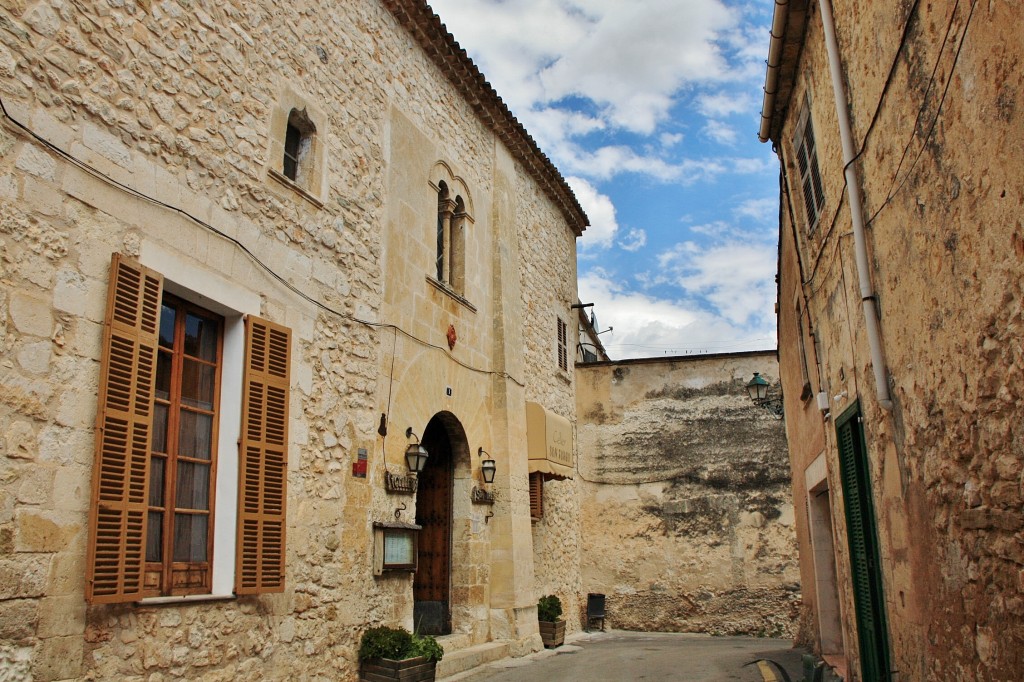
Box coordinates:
[537,594,565,648]
[359,625,444,682]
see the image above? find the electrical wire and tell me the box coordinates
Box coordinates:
[0,93,526,388]
[801,0,973,288]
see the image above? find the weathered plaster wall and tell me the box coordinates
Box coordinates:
[576,352,799,637]
[0,0,582,679]
[774,1,1024,679]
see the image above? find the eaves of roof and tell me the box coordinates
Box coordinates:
[381,0,589,237]
[761,0,811,146]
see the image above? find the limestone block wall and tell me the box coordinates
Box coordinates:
[576,352,799,636]
[0,0,584,680]
[515,164,585,631]
[771,1,1024,679]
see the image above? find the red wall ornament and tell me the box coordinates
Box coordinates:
[447,324,457,350]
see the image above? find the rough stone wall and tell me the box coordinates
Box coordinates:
[0,1,583,680]
[515,163,584,630]
[576,352,799,637]
[774,1,1024,679]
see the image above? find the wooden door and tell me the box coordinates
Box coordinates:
[413,418,452,635]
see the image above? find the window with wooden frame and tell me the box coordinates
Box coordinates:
[557,317,569,372]
[86,254,291,604]
[794,106,826,232]
[146,293,223,595]
[529,472,544,521]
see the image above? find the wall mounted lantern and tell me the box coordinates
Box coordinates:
[478,447,497,484]
[746,373,784,417]
[405,427,429,473]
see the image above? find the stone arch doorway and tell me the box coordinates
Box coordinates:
[414,411,469,635]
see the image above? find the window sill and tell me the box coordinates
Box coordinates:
[268,168,324,209]
[138,593,236,606]
[556,368,573,385]
[426,276,477,313]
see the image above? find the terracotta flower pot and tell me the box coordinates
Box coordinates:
[360,656,437,682]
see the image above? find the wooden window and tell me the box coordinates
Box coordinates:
[86,254,291,604]
[529,472,544,521]
[795,108,826,232]
[145,293,223,596]
[557,317,568,371]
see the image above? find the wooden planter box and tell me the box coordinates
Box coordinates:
[539,619,566,648]
[360,656,436,682]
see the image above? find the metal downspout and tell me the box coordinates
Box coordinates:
[818,0,894,411]
[759,0,790,143]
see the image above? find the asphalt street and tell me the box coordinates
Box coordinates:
[448,631,808,682]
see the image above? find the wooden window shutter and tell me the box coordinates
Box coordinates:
[86,254,163,603]
[529,472,544,520]
[236,316,291,594]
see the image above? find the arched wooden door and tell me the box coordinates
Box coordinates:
[413,415,454,635]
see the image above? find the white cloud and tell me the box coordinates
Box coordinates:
[619,228,647,252]
[657,239,777,325]
[695,91,754,118]
[568,176,618,249]
[704,120,738,145]
[579,269,775,360]
[734,197,777,223]
[659,132,684,147]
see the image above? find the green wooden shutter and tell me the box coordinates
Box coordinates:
[836,405,891,682]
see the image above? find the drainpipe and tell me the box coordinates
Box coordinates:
[758,0,790,143]
[818,0,894,411]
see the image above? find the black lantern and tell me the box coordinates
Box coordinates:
[404,427,429,473]
[478,447,497,484]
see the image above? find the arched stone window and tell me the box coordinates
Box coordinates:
[433,171,471,297]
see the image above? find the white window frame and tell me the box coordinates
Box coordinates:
[139,243,261,601]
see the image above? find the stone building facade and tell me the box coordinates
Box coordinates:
[762,1,1024,680]
[0,1,589,680]
[575,352,799,637]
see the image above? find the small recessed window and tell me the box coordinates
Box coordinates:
[283,108,315,184]
[794,105,826,232]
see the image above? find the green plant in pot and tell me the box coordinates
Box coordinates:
[359,625,443,682]
[537,594,566,648]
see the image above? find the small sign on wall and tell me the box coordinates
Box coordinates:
[352,447,368,478]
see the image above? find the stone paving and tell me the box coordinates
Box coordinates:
[446,631,809,681]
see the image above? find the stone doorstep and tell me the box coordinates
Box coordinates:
[436,640,511,679]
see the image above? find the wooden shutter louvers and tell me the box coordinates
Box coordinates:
[87,254,162,603]
[529,472,544,520]
[236,317,291,594]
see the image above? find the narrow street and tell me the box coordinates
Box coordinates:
[447,631,807,682]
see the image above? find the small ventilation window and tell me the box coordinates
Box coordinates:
[283,108,315,184]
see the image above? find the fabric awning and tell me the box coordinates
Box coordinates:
[526,401,573,480]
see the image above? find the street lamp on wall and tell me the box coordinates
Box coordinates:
[404,427,429,473]
[746,373,784,418]
[478,447,497,484]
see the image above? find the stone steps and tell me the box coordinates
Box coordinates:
[436,640,511,679]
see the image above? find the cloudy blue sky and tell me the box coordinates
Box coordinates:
[428,0,779,359]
